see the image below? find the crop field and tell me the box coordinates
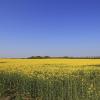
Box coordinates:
[0,59,100,100]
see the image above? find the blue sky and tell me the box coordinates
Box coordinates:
[0,0,100,57]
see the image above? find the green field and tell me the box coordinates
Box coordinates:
[0,59,100,100]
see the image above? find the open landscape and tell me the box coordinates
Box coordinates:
[0,0,100,100]
[0,59,100,100]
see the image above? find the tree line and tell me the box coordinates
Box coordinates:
[27,56,100,59]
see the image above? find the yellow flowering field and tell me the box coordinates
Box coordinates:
[0,59,100,74]
[0,59,100,100]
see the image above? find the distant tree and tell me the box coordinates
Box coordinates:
[44,56,50,58]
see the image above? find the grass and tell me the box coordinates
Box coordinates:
[0,59,100,100]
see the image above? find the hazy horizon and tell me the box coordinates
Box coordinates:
[0,0,100,58]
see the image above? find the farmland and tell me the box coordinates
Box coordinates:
[0,59,100,100]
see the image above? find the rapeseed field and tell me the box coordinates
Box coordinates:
[0,59,100,100]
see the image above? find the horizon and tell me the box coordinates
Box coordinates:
[1,55,100,59]
[0,0,100,58]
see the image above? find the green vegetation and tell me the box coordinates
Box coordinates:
[0,59,100,100]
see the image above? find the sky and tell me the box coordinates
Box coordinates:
[0,0,100,58]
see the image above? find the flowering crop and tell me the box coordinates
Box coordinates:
[0,59,100,100]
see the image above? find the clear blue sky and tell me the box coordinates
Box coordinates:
[0,0,100,57]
